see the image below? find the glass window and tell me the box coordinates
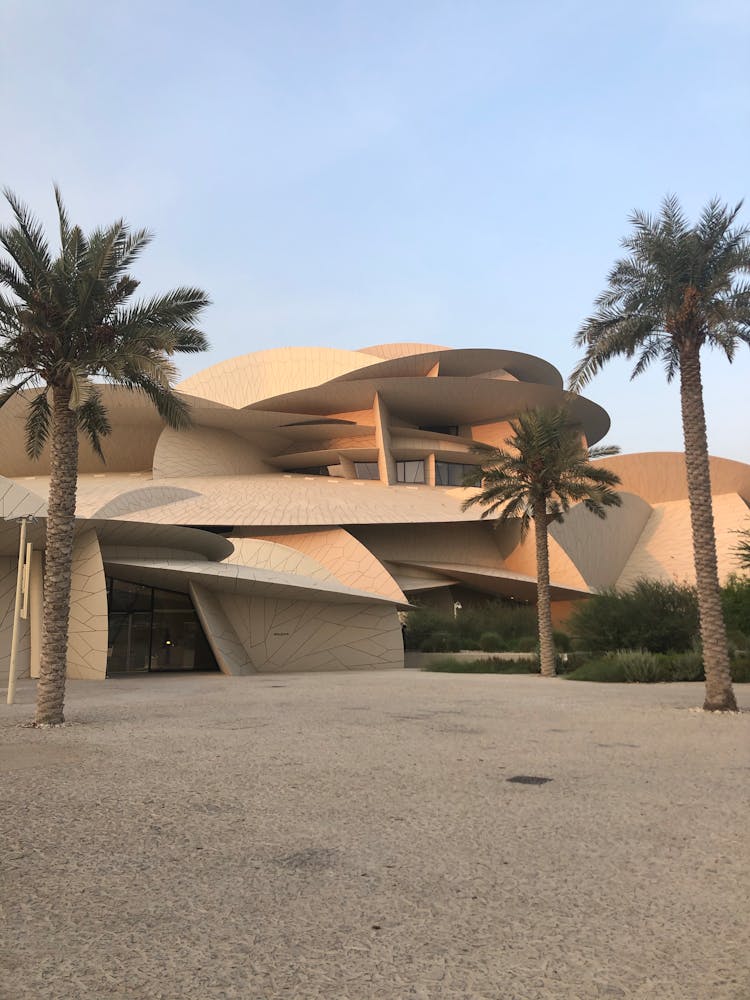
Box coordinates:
[108,578,152,613]
[105,578,220,675]
[107,611,151,673]
[354,462,380,480]
[396,460,425,483]
[419,425,458,436]
[151,610,201,671]
[152,587,194,611]
[283,466,330,476]
[435,462,478,486]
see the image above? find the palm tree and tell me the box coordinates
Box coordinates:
[571,195,750,712]
[462,406,621,677]
[0,188,209,725]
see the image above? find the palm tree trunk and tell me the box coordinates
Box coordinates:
[35,384,78,725]
[678,345,737,712]
[533,504,556,677]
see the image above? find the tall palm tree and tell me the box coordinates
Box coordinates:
[0,188,209,725]
[571,196,750,712]
[462,406,621,677]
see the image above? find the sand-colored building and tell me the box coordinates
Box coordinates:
[0,342,747,682]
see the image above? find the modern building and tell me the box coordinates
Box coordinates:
[0,342,748,683]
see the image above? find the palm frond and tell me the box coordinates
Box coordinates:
[68,368,95,410]
[462,406,622,542]
[1,188,52,287]
[77,389,111,461]
[0,186,210,460]
[54,184,71,248]
[122,375,192,430]
[571,195,750,392]
[25,391,51,459]
[0,374,36,409]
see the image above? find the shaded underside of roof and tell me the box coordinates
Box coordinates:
[102,555,410,608]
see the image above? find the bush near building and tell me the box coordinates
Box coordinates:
[408,576,748,676]
[405,601,538,653]
[568,580,699,654]
[721,574,750,651]
[418,646,750,681]
[423,656,540,674]
[564,650,750,684]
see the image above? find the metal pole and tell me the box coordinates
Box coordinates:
[6,518,28,705]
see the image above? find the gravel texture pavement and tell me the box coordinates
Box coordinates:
[1,672,748,1000]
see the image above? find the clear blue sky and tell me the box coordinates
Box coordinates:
[2,0,749,460]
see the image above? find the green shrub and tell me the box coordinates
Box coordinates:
[458,636,481,651]
[512,635,539,652]
[564,648,749,683]
[564,657,628,683]
[617,649,667,683]
[556,650,589,673]
[419,632,462,653]
[568,579,699,653]
[722,575,750,636]
[566,649,674,683]
[727,630,749,655]
[404,579,747,655]
[731,653,750,683]
[405,599,537,652]
[553,630,572,652]
[406,608,455,650]
[665,651,704,682]
[479,631,506,652]
[423,656,539,674]
[458,601,537,642]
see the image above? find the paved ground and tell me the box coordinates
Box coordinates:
[1,672,748,1000]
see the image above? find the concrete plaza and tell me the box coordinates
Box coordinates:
[1,672,748,999]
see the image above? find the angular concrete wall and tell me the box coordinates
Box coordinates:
[596,453,750,504]
[2,533,108,686]
[67,531,108,680]
[617,493,749,589]
[220,594,403,672]
[250,528,406,603]
[549,493,654,590]
[223,536,335,582]
[0,557,31,684]
[153,427,274,479]
[189,583,255,676]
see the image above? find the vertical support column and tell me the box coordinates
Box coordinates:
[29,551,43,679]
[337,455,356,480]
[6,518,28,704]
[426,453,436,487]
[373,393,396,485]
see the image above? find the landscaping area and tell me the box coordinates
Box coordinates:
[2,671,748,1000]
[408,577,750,683]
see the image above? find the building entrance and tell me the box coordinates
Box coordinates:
[106,577,220,675]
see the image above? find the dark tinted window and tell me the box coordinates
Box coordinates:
[354,462,380,480]
[284,466,330,476]
[108,578,152,613]
[420,425,458,436]
[396,460,425,483]
[435,462,477,486]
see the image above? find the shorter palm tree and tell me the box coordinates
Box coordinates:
[462,406,621,677]
[0,187,209,725]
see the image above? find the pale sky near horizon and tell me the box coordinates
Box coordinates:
[1,0,749,461]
